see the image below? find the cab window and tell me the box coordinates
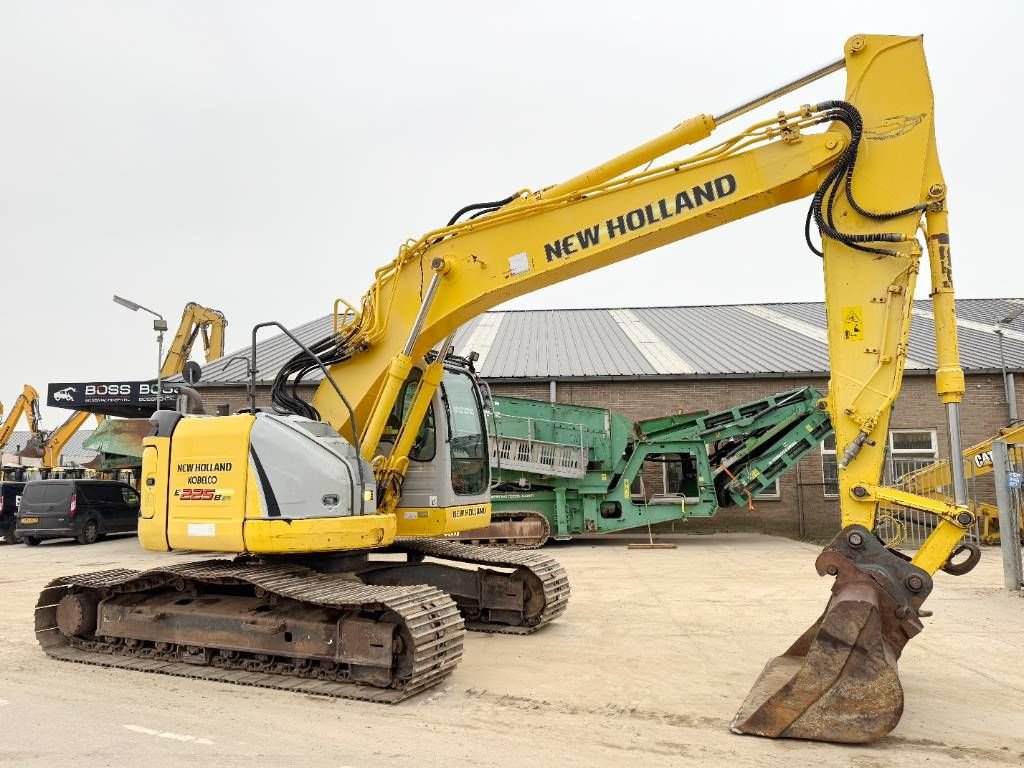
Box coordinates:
[385,368,436,462]
[442,370,488,495]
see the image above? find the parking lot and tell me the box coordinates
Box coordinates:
[2,534,1023,767]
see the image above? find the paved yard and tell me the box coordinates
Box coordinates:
[1,534,1021,767]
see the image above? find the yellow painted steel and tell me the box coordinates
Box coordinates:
[302,34,970,570]
[913,520,971,574]
[40,411,105,469]
[159,302,228,379]
[0,384,42,451]
[141,35,972,578]
[243,514,395,553]
[375,357,447,515]
[138,437,171,551]
[894,423,1024,544]
[360,353,413,459]
[163,414,252,553]
[394,502,491,537]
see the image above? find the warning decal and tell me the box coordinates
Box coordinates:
[842,306,864,341]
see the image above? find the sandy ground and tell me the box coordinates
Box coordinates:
[1,533,1022,768]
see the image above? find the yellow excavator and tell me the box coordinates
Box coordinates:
[896,423,1024,544]
[159,301,227,379]
[36,34,978,744]
[0,385,43,454]
[30,411,107,470]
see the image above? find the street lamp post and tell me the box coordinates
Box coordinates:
[995,305,1024,424]
[113,295,168,411]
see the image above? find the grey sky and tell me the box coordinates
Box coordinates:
[1,1,1020,424]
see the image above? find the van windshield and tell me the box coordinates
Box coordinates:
[23,483,72,504]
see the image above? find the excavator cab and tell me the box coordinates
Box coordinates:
[138,356,492,555]
[382,360,491,536]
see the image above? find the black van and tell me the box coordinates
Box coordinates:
[16,479,140,545]
[0,481,26,544]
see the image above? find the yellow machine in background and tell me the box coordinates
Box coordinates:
[0,385,42,453]
[159,302,227,378]
[34,411,107,470]
[896,423,1024,544]
[38,34,977,744]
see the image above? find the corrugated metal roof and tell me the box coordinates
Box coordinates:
[0,430,97,465]
[186,298,1024,384]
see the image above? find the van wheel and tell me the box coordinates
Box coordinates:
[23,536,39,546]
[77,520,100,545]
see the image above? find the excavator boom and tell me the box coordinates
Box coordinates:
[287,34,971,741]
[0,385,42,453]
[159,302,228,378]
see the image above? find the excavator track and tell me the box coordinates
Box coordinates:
[35,559,464,703]
[392,537,570,634]
[455,510,551,549]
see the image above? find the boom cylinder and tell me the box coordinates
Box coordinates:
[540,114,715,200]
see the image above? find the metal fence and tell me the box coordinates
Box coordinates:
[991,440,1024,589]
[879,456,982,550]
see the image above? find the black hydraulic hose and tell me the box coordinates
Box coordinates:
[252,321,365,515]
[447,191,520,226]
[805,101,929,258]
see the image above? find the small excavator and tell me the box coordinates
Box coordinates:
[36,34,978,744]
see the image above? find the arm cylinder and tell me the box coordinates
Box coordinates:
[925,207,968,506]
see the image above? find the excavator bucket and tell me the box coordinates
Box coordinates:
[731,525,931,744]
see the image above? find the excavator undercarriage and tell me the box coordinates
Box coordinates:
[36,538,568,701]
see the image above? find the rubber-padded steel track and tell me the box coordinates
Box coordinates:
[395,538,570,634]
[35,560,464,703]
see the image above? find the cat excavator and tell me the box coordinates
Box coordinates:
[36,34,978,744]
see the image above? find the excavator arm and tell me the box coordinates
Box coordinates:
[39,411,106,469]
[159,302,228,378]
[278,34,973,742]
[0,385,42,452]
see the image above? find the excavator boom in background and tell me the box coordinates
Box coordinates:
[36,34,976,744]
[0,385,42,453]
[160,302,227,378]
[895,423,1024,544]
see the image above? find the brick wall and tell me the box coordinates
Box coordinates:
[197,372,1022,541]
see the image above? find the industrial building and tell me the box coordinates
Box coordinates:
[184,297,1024,541]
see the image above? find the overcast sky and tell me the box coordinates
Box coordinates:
[2,1,1021,424]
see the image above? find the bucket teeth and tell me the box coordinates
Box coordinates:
[731,525,931,744]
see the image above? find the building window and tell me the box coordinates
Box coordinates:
[886,429,938,482]
[821,434,839,498]
[755,479,781,500]
[822,430,938,498]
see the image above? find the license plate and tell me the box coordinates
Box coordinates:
[19,517,38,524]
